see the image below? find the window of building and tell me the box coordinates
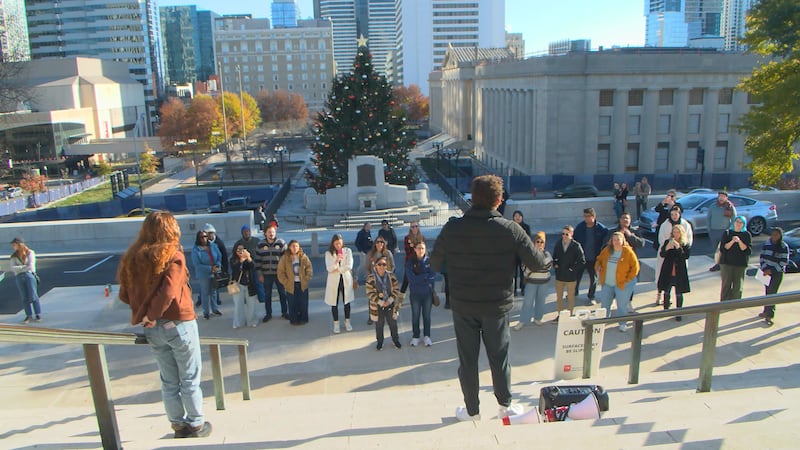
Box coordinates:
[597,144,610,173]
[287,55,292,62]
[599,90,614,107]
[257,56,263,62]
[288,84,293,90]
[271,55,277,62]
[718,113,730,134]
[659,89,674,105]
[625,143,640,172]
[628,115,641,135]
[272,64,278,71]
[274,84,279,90]
[655,142,670,172]
[320,62,326,70]
[318,40,326,50]
[301,73,308,81]
[714,141,728,169]
[301,63,307,71]
[299,40,307,50]
[287,74,293,81]
[273,75,279,81]
[686,141,699,171]
[321,73,327,81]
[658,114,671,134]
[287,64,293,71]
[628,89,644,106]
[257,65,264,72]
[258,75,264,82]
[718,88,733,105]
[243,75,250,83]
[241,42,248,52]
[242,65,249,73]
[747,92,761,104]
[689,88,704,105]
[255,43,263,52]
[284,41,292,51]
[598,115,611,136]
[221,43,230,52]
[689,114,701,134]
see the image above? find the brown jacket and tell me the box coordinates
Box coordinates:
[277,250,313,294]
[365,270,402,322]
[119,251,195,325]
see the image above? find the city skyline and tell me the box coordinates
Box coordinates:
[159,0,645,57]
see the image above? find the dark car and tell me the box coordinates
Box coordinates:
[553,184,600,198]
[782,227,800,273]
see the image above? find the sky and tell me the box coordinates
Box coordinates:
[160,0,645,55]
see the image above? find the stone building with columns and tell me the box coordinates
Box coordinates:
[430,47,764,190]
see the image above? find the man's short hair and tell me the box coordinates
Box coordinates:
[718,191,729,197]
[470,175,504,209]
[583,208,596,217]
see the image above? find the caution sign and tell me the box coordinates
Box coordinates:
[554,308,606,380]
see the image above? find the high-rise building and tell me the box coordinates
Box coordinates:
[364,0,396,75]
[160,6,201,85]
[505,32,524,60]
[0,0,30,62]
[548,39,591,56]
[25,0,165,129]
[316,0,357,75]
[397,0,505,94]
[272,0,299,28]
[645,0,724,48]
[214,16,334,112]
[197,11,220,81]
[721,0,755,52]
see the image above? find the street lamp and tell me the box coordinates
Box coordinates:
[236,65,247,154]
[432,141,442,171]
[132,113,146,214]
[274,144,285,182]
[265,157,275,185]
[218,61,230,163]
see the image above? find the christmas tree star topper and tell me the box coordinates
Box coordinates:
[357,34,368,47]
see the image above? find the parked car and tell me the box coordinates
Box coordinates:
[782,227,800,273]
[208,196,263,213]
[120,207,162,217]
[637,192,778,236]
[5,186,23,198]
[553,184,599,198]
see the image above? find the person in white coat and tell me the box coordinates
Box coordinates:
[325,234,355,333]
[655,205,693,305]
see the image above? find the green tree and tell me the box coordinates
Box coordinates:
[95,161,113,176]
[308,44,417,193]
[138,150,158,175]
[737,0,800,186]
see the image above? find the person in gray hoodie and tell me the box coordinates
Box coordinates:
[707,191,736,272]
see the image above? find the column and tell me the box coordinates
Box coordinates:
[640,88,660,174]
[702,88,720,174]
[610,89,629,175]
[672,88,690,175]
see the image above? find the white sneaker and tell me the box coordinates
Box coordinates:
[410,337,419,347]
[423,336,432,346]
[512,322,524,331]
[498,403,524,418]
[619,323,628,332]
[455,406,480,422]
[533,320,543,326]
[344,319,352,331]
[333,321,340,334]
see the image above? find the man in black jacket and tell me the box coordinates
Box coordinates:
[430,175,548,422]
[355,222,373,283]
[573,208,608,305]
[552,225,585,320]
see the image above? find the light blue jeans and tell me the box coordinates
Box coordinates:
[143,319,204,428]
[520,281,549,323]
[197,276,216,316]
[15,272,41,318]
[598,279,636,325]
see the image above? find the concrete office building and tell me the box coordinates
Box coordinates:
[505,32,524,59]
[431,47,762,186]
[0,0,29,61]
[0,57,146,166]
[214,16,334,112]
[548,39,591,56]
[25,0,165,128]
[396,0,504,94]
[315,0,357,75]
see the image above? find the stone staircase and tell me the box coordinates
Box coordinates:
[330,204,437,230]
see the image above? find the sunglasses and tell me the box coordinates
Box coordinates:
[534,240,544,243]
[561,233,570,236]
[376,263,387,267]
[410,225,418,228]
[199,234,208,238]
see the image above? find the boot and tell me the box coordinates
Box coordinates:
[344,318,352,331]
[333,321,340,334]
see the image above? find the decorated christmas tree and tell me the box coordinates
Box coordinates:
[308,40,417,193]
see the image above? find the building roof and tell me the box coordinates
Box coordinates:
[442,46,516,69]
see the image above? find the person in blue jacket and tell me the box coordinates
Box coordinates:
[406,241,437,347]
[191,230,222,319]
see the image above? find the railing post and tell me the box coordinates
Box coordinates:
[582,323,594,379]
[83,344,122,450]
[629,320,644,384]
[238,344,251,401]
[209,344,226,410]
[697,311,721,392]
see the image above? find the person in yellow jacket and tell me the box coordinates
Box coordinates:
[595,232,640,332]
[277,240,313,325]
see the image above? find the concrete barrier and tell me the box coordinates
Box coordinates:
[0,211,254,254]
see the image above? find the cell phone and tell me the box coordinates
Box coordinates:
[337,248,343,256]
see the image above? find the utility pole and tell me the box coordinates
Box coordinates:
[218,61,231,163]
[133,113,145,214]
[236,65,247,155]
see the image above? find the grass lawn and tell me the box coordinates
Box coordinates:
[49,174,157,207]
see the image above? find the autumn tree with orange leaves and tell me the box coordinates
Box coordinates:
[392,84,429,123]
[256,89,308,124]
[156,98,188,153]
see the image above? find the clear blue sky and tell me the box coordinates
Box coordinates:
[160,0,645,54]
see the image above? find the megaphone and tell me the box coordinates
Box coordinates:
[566,392,601,420]
[501,408,542,425]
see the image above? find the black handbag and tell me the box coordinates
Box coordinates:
[214,272,230,289]
[538,385,609,414]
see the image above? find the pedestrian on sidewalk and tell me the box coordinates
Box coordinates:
[708,191,737,272]
[366,255,402,350]
[657,224,691,321]
[406,241,436,347]
[512,210,532,296]
[718,215,752,301]
[552,225,585,320]
[367,237,395,273]
[118,212,212,439]
[9,237,42,324]
[759,227,789,326]
[573,207,608,304]
[430,174,548,422]
[355,222,374,284]
[325,234,355,333]
[204,223,227,307]
[190,230,222,320]
[230,243,259,328]
[378,219,398,253]
[636,177,652,219]
[278,240,313,325]
[400,222,425,293]
[515,231,553,329]
[595,232,640,332]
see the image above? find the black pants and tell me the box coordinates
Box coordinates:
[263,273,287,317]
[762,272,783,319]
[331,276,351,321]
[375,306,399,345]
[452,309,512,416]
[575,260,597,300]
[663,276,684,310]
[443,273,451,308]
[514,259,525,294]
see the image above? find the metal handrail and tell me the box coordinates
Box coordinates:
[0,324,251,450]
[580,291,800,392]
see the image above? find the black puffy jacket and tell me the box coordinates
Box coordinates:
[430,208,548,315]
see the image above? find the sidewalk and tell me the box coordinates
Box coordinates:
[1,255,799,448]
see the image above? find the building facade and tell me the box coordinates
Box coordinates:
[160,5,201,85]
[0,0,29,61]
[431,48,762,186]
[214,16,334,112]
[645,0,724,48]
[272,0,299,28]
[548,39,591,56]
[505,32,524,59]
[316,0,357,75]
[721,0,754,52]
[197,11,220,81]
[25,0,165,128]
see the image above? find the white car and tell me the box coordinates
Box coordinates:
[6,187,22,198]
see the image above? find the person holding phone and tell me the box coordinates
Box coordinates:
[325,234,355,333]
